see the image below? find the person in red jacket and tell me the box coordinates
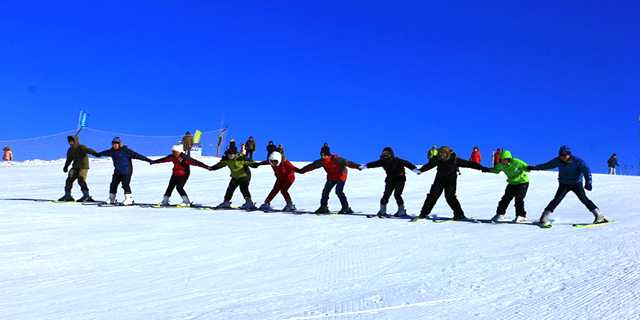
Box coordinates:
[151,144,211,206]
[492,147,503,167]
[298,145,361,214]
[470,146,482,164]
[254,151,300,212]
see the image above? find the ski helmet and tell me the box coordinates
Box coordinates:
[269,151,283,166]
[111,137,122,145]
[172,144,184,153]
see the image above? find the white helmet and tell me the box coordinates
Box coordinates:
[268,151,282,165]
[172,144,184,153]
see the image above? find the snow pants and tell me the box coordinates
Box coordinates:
[65,169,89,193]
[419,176,464,218]
[496,182,529,217]
[381,177,406,206]
[164,175,189,197]
[545,183,598,212]
[224,177,251,201]
[265,179,293,204]
[608,167,616,175]
[110,173,132,194]
[320,180,349,209]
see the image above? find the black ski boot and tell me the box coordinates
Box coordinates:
[58,193,74,202]
[314,206,330,214]
[77,191,94,203]
[338,207,354,215]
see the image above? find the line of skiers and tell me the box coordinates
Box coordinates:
[58,134,608,227]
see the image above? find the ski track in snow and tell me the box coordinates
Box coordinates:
[1,157,639,320]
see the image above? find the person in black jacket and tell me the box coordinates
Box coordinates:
[607,153,619,175]
[266,141,277,158]
[59,135,98,202]
[361,147,420,217]
[411,146,490,222]
[245,136,256,160]
[94,137,152,205]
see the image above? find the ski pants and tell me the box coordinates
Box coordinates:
[265,179,293,204]
[247,150,254,161]
[320,180,349,209]
[110,173,132,195]
[65,169,89,193]
[608,167,616,175]
[545,183,598,212]
[420,176,464,218]
[381,177,406,206]
[164,175,189,197]
[496,182,529,217]
[224,177,251,201]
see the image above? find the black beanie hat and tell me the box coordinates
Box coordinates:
[320,145,331,157]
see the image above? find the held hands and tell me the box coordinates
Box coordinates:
[584,183,593,191]
[63,167,68,173]
[412,168,421,175]
[359,165,367,171]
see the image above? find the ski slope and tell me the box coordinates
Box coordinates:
[1,158,639,320]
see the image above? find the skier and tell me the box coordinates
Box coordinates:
[360,147,421,218]
[488,150,530,223]
[209,145,260,210]
[59,135,98,202]
[266,141,277,157]
[492,147,503,168]
[608,153,619,175]
[254,151,300,212]
[470,146,482,165]
[428,145,438,160]
[93,137,152,205]
[411,146,490,222]
[298,144,361,214]
[151,144,211,207]
[3,146,13,161]
[527,145,608,227]
[245,136,256,160]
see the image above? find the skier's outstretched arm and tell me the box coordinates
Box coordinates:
[94,149,112,158]
[365,160,383,169]
[125,147,152,163]
[457,158,491,172]
[82,145,99,157]
[298,160,323,174]
[401,159,418,170]
[187,157,210,170]
[528,158,560,171]
[419,158,437,173]
[150,155,173,165]
[209,160,227,171]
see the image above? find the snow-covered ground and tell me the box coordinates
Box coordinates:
[1,157,639,320]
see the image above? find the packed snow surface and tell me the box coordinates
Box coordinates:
[1,157,639,319]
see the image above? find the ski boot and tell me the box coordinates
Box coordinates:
[513,216,528,224]
[338,207,354,215]
[410,214,426,223]
[259,202,274,212]
[158,196,170,207]
[491,214,505,222]
[453,214,469,221]
[108,193,117,205]
[591,208,609,224]
[538,210,552,228]
[216,201,232,209]
[314,206,330,214]
[376,204,387,218]
[177,195,191,208]
[394,205,408,217]
[282,203,297,212]
[58,192,74,202]
[240,198,257,211]
[122,194,135,206]
[77,191,94,203]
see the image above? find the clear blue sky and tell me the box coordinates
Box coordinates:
[1,1,638,172]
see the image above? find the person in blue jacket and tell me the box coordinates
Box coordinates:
[94,137,152,205]
[527,145,608,227]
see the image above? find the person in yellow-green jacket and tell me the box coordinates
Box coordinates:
[488,150,530,223]
[209,145,260,210]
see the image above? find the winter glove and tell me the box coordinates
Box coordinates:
[412,168,421,175]
[584,183,593,191]
[63,166,68,173]
[359,165,367,171]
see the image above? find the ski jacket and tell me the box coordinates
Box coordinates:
[531,156,592,185]
[470,150,482,164]
[152,153,209,177]
[299,154,360,182]
[491,151,529,185]
[64,144,98,170]
[245,139,256,152]
[607,157,618,168]
[96,146,151,175]
[365,157,417,180]
[493,150,502,167]
[258,159,299,183]
[419,153,486,180]
[210,156,257,179]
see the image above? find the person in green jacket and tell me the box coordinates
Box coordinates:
[59,135,99,202]
[488,150,530,223]
[209,145,260,210]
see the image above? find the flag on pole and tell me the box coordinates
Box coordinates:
[193,130,203,144]
[75,110,88,136]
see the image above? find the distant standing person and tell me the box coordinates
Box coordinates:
[59,136,98,202]
[182,131,194,157]
[492,147,503,167]
[470,146,482,165]
[266,141,277,157]
[527,145,608,227]
[3,146,13,161]
[245,136,256,160]
[608,153,619,175]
